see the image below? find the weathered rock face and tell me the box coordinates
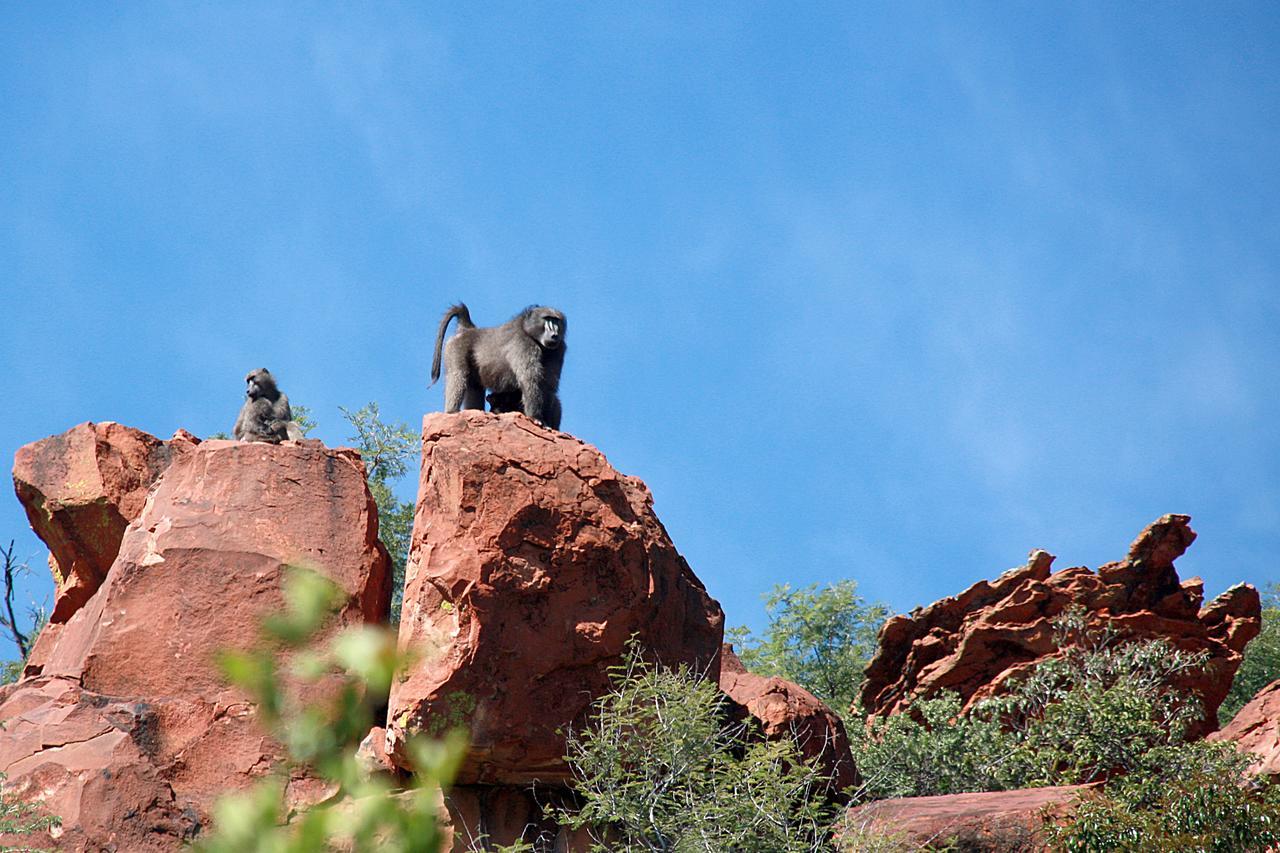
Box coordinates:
[3,432,393,847]
[861,515,1259,738]
[1210,679,1280,777]
[719,645,857,796]
[12,422,199,623]
[388,412,725,784]
[0,677,201,851]
[38,439,391,695]
[841,786,1090,852]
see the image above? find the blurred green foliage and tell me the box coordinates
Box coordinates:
[194,567,464,853]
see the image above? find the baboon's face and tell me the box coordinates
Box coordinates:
[245,369,276,400]
[527,310,565,350]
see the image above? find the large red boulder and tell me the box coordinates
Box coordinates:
[1209,679,1280,777]
[840,786,1090,851]
[861,515,1259,738]
[719,645,857,795]
[38,439,391,696]
[2,434,393,846]
[387,411,725,784]
[12,422,198,622]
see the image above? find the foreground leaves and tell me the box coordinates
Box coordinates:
[194,567,464,853]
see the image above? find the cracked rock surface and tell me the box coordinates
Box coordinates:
[5,433,392,848]
[388,411,724,784]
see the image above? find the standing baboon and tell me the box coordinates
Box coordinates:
[233,368,304,443]
[430,303,567,430]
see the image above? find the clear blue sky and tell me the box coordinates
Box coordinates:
[2,4,1278,661]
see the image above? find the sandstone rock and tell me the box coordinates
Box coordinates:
[356,726,398,778]
[1,436,393,844]
[719,645,857,795]
[861,515,1259,738]
[11,422,197,622]
[0,676,201,851]
[39,439,391,697]
[388,412,724,784]
[840,786,1090,852]
[1209,679,1280,777]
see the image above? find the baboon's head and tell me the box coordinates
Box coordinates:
[245,368,278,400]
[523,307,566,351]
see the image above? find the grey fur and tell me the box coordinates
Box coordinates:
[430,303,566,430]
[233,368,304,443]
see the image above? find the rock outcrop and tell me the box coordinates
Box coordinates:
[36,439,391,694]
[12,422,198,624]
[4,433,392,848]
[1210,679,1280,777]
[841,786,1091,851]
[719,645,856,795]
[861,515,1259,738]
[388,412,725,784]
[0,677,201,851]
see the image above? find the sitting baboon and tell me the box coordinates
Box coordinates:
[430,303,566,430]
[233,368,304,443]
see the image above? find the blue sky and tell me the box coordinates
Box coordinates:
[2,4,1278,661]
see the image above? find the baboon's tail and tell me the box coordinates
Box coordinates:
[430,303,474,385]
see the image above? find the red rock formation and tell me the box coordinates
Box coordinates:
[11,422,199,623]
[861,515,1259,738]
[719,645,857,795]
[0,677,200,851]
[841,786,1091,851]
[388,411,724,784]
[1209,679,1280,777]
[2,433,393,847]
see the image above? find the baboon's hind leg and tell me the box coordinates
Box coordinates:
[461,384,486,411]
[444,374,467,413]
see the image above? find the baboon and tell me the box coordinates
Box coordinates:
[233,368,304,443]
[430,303,566,430]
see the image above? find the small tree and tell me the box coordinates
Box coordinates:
[0,541,49,684]
[729,581,889,717]
[341,403,417,623]
[560,643,837,852]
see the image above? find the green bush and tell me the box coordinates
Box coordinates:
[850,691,1016,801]
[1048,741,1280,852]
[560,643,838,852]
